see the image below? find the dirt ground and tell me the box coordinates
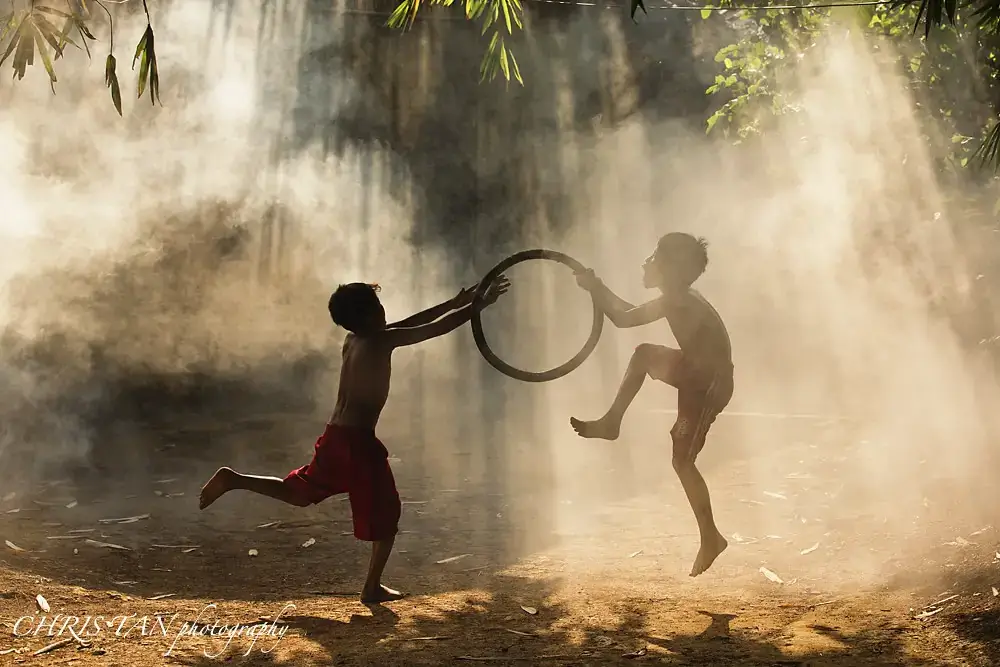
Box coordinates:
[1,412,999,666]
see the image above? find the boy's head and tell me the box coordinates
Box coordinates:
[328,282,386,334]
[642,232,709,290]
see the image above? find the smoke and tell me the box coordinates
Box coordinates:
[0,1,996,594]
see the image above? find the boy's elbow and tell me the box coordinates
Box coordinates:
[606,312,632,328]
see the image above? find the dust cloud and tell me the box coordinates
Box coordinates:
[0,1,451,492]
[523,16,1000,589]
[0,0,996,596]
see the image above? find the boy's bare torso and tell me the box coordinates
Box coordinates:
[661,288,733,375]
[329,334,391,430]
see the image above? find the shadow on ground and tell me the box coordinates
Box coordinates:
[154,572,957,666]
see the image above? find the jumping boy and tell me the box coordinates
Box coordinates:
[198,276,509,602]
[569,233,734,577]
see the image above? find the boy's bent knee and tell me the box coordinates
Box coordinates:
[633,343,660,372]
[671,432,700,472]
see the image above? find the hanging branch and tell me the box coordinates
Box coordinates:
[388,0,524,85]
[132,0,158,105]
[95,0,123,114]
[0,0,158,114]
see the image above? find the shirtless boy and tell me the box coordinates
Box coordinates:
[570,232,734,577]
[199,276,509,603]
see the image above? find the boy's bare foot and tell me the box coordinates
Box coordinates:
[569,416,621,441]
[690,531,728,577]
[199,467,237,510]
[361,585,406,604]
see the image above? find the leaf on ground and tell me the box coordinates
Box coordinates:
[519,605,538,615]
[84,539,129,550]
[98,514,149,524]
[800,543,820,555]
[759,566,784,584]
[36,594,50,612]
[502,628,535,637]
[926,594,958,607]
[152,544,201,549]
[33,638,74,656]
[4,540,24,552]
[436,554,471,564]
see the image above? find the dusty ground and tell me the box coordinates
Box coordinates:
[0,412,998,666]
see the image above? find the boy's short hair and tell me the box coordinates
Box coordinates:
[328,282,381,333]
[655,232,709,285]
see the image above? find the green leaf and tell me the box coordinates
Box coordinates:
[33,6,73,20]
[11,20,35,80]
[31,21,57,92]
[509,48,522,85]
[387,1,411,29]
[509,0,523,29]
[76,24,93,60]
[133,24,159,105]
[32,14,69,58]
[137,41,149,97]
[105,53,122,116]
[0,13,26,69]
[701,8,712,19]
[499,42,509,81]
[132,24,150,71]
[706,110,725,134]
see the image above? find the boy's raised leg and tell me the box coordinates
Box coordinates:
[571,344,667,440]
[199,467,310,509]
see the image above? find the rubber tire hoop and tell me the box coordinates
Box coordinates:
[471,249,604,383]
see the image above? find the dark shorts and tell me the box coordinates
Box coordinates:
[282,424,401,541]
[644,345,734,461]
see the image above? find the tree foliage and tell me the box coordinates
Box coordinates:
[6,0,1000,155]
[1,0,158,115]
[700,0,1000,171]
[388,0,525,84]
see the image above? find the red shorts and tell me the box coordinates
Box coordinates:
[282,424,401,542]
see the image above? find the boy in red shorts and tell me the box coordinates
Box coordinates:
[569,233,734,577]
[198,276,509,602]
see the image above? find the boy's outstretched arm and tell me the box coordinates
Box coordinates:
[387,283,484,329]
[388,297,458,330]
[576,269,665,328]
[377,277,509,348]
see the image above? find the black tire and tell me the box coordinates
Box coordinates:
[471,249,604,383]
